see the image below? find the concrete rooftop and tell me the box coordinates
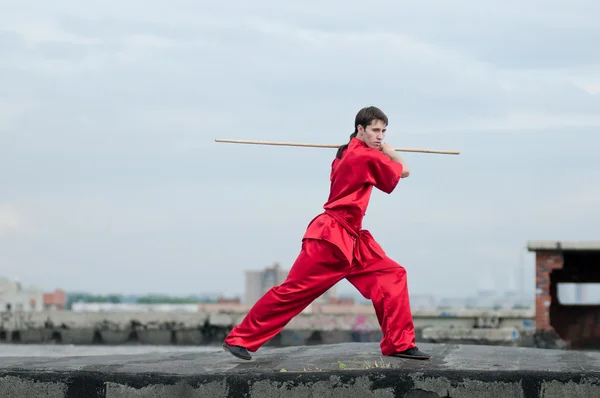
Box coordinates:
[527,240,600,251]
[1,343,600,397]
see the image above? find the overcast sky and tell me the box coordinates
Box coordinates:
[1,1,599,303]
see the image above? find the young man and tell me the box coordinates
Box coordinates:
[223,106,430,361]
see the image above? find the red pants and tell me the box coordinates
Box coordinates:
[224,238,416,355]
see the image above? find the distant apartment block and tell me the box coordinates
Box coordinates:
[0,277,66,312]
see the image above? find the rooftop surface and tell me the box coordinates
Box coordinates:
[527,240,600,251]
[1,342,600,397]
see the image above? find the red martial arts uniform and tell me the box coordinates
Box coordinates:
[224,137,416,356]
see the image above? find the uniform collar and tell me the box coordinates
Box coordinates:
[349,137,367,149]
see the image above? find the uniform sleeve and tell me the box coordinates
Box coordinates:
[365,151,404,194]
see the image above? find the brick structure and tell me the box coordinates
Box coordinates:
[43,289,67,311]
[528,240,600,349]
[534,251,564,331]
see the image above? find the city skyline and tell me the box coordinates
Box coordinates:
[0,253,533,302]
[4,268,600,311]
[1,1,599,300]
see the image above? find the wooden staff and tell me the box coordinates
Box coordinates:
[215,138,460,155]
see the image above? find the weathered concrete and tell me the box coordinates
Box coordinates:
[422,326,523,346]
[0,308,536,347]
[1,342,599,397]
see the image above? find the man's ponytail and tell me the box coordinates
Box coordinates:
[336,131,358,159]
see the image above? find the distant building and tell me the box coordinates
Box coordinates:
[437,297,467,309]
[0,277,44,312]
[465,289,501,309]
[43,289,67,310]
[527,240,600,350]
[217,296,241,304]
[409,294,437,310]
[244,262,337,305]
[328,297,355,305]
[445,289,533,310]
[71,303,199,312]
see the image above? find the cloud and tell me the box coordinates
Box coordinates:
[1,1,598,135]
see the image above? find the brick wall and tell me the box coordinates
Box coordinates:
[535,251,564,331]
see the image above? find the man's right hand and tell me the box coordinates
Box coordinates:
[382,142,401,161]
[381,142,410,177]
[381,142,396,157]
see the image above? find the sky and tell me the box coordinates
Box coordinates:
[1,1,599,303]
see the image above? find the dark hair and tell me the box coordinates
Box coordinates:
[336,106,388,159]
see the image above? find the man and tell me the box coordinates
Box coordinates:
[223,106,430,361]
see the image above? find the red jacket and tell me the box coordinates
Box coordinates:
[302,138,404,265]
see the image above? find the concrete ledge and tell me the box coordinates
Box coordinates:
[527,240,600,251]
[1,343,600,397]
[422,327,521,346]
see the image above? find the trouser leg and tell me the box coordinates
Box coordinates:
[346,256,416,355]
[224,239,349,352]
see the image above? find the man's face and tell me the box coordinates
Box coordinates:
[357,119,386,150]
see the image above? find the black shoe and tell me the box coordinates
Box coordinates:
[222,342,252,360]
[393,347,430,360]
